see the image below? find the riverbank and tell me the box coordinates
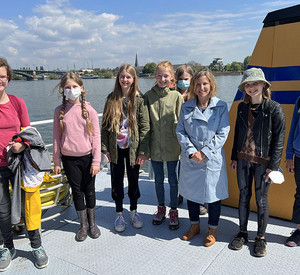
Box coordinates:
[213,71,242,76]
[139,71,242,78]
[12,70,242,81]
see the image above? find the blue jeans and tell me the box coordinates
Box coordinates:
[151,160,178,208]
[187,199,221,227]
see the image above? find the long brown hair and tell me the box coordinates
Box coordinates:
[102,64,139,135]
[54,72,93,134]
[243,85,271,103]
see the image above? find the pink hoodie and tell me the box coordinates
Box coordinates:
[53,101,101,167]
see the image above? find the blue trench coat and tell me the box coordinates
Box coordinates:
[176,96,230,204]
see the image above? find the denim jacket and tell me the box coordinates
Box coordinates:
[286,96,300,159]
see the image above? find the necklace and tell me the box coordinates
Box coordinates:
[251,104,261,111]
[122,96,129,103]
[197,98,210,112]
[198,105,208,113]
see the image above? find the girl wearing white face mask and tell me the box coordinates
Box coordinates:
[175,65,193,101]
[53,73,101,242]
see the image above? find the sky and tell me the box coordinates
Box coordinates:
[1,0,299,70]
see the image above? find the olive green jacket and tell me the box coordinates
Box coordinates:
[144,85,184,161]
[101,93,150,166]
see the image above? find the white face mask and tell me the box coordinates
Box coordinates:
[64,87,81,100]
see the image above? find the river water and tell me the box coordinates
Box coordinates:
[6,75,242,148]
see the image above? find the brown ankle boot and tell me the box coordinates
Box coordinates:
[76,209,88,242]
[204,228,217,247]
[87,208,101,239]
[182,224,200,241]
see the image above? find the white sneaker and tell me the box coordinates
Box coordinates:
[114,214,126,232]
[130,210,143,229]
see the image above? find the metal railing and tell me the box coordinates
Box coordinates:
[24,113,154,224]
[30,116,103,221]
[30,113,153,178]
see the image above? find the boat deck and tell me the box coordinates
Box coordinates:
[3,170,300,274]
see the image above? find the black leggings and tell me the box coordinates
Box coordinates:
[237,159,271,237]
[0,166,41,249]
[110,147,140,212]
[62,154,96,211]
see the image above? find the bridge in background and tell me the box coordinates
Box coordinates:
[13,69,68,80]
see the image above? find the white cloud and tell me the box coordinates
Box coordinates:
[0,0,295,69]
[8,47,18,55]
[261,1,299,8]
[0,19,18,36]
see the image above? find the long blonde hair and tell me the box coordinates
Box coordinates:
[189,68,217,99]
[102,64,139,135]
[54,72,93,134]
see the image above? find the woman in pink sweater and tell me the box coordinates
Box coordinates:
[53,72,101,242]
[0,57,49,271]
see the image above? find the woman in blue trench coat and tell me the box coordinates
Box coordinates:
[176,69,230,247]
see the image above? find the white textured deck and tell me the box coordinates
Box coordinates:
[3,170,300,274]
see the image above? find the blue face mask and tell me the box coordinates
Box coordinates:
[177,80,190,90]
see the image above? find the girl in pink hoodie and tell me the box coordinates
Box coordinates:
[53,73,101,242]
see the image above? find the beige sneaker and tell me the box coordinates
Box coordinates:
[130,210,143,229]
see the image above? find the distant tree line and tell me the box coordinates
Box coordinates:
[224,56,251,72]
[93,68,114,78]
[141,60,204,76]
[209,56,251,72]
[12,56,251,80]
[141,56,251,76]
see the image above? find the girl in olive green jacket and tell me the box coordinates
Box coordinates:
[101,64,150,233]
[144,61,184,230]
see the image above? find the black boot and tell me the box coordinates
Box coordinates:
[87,208,101,239]
[76,209,88,242]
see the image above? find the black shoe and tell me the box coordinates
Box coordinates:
[230,231,248,250]
[254,237,267,257]
[286,229,300,247]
